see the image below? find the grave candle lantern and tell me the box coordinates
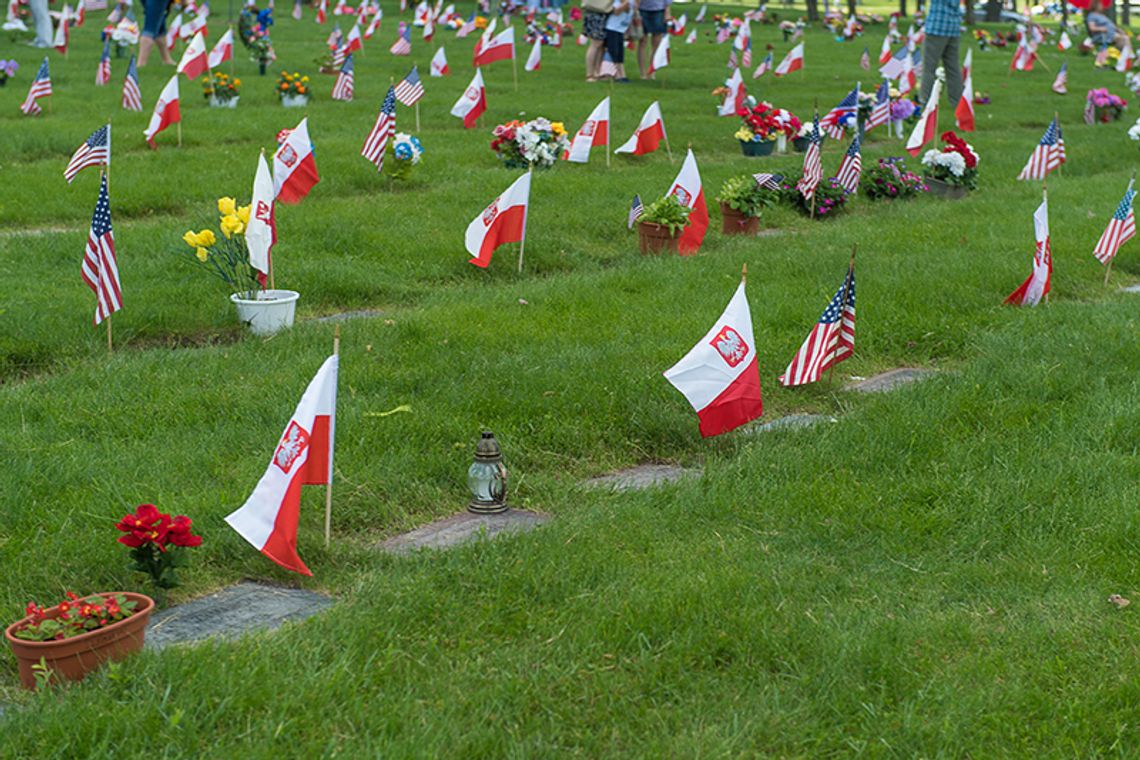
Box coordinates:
[467,430,508,514]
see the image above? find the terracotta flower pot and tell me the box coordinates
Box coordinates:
[5,593,155,690]
[923,176,969,199]
[636,220,680,254]
[720,202,761,235]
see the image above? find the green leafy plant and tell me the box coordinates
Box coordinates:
[638,195,691,235]
[13,593,139,642]
[716,175,779,218]
[863,157,928,201]
[32,658,53,690]
[780,177,852,218]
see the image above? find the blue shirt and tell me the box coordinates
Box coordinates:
[923,0,962,37]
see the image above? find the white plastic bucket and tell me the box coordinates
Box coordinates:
[230,289,300,336]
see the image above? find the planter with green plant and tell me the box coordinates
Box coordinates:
[636,195,691,254]
[716,174,779,235]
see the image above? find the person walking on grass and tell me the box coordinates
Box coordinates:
[919,0,963,109]
[581,0,611,81]
[603,0,635,82]
[636,0,669,79]
[138,0,176,66]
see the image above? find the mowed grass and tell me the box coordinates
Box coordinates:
[4,4,1140,755]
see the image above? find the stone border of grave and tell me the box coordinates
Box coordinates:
[581,463,702,492]
[378,509,549,555]
[847,367,935,393]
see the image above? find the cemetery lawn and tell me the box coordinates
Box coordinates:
[4,7,1140,755]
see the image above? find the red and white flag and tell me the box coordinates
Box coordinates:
[717,68,746,116]
[247,152,276,282]
[956,51,975,132]
[143,75,181,149]
[364,9,382,38]
[774,43,803,76]
[430,45,449,75]
[664,279,762,437]
[317,0,327,23]
[564,96,609,163]
[780,262,856,387]
[898,52,915,94]
[649,33,670,74]
[181,6,208,39]
[1005,195,1052,306]
[685,29,696,44]
[906,76,941,156]
[1118,39,1135,72]
[450,69,486,128]
[670,12,686,35]
[474,26,514,65]
[177,31,209,79]
[614,100,666,156]
[524,38,541,71]
[333,0,348,14]
[274,117,321,203]
[879,34,891,64]
[465,171,530,268]
[343,21,363,52]
[1093,181,1136,265]
[225,355,339,577]
[667,149,708,255]
[1058,30,1072,50]
[52,4,70,55]
[164,12,182,50]
[207,28,234,68]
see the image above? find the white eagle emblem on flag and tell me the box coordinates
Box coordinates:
[465,86,480,101]
[709,326,748,367]
[671,185,692,207]
[482,199,499,226]
[580,120,595,137]
[274,421,311,473]
[278,144,298,168]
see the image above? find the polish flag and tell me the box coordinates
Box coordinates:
[225,355,339,577]
[718,68,746,116]
[450,69,486,128]
[906,76,941,156]
[670,12,686,35]
[177,31,209,79]
[430,46,449,75]
[181,7,208,39]
[667,149,708,255]
[897,52,915,95]
[207,28,234,68]
[614,101,666,156]
[465,171,530,268]
[143,75,181,149]
[317,0,327,23]
[274,117,321,204]
[649,34,670,73]
[422,13,434,40]
[247,152,276,282]
[1118,39,1134,72]
[52,5,70,55]
[293,1,303,20]
[364,9,382,38]
[774,43,803,76]
[1057,30,1072,51]
[1004,195,1052,306]
[956,58,975,132]
[663,279,763,438]
[164,12,182,50]
[960,46,972,81]
[474,26,514,66]
[878,34,891,64]
[577,33,587,45]
[563,96,609,163]
[344,22,363,52]
[685,30,696,44]
[524,39,541,71]
[333,0,348,14]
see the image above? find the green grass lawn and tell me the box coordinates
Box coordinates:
[4,3,1140,755]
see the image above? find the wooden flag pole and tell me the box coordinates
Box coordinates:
[606,116,611,167]
[664,130,674,163]
[324,323,341,547]
[512,35,519,91]
[826,244,857,387]
[229,23,236,76]
[518,166,533,273]
[177,121,183,147]
[415,101,421,131]
[741,262,747,284]
[107,314,113,352]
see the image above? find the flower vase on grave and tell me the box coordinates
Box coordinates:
[776,134,787,153]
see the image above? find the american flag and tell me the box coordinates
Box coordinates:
[1017,117,1065,181]
[752,51,772,78]
[65,124,111,184]
[864,80,890,131]
[361,85,397,171]
[727,48,737,69]
[627,194,644,229]
[20,57,52,116]
[331,43,347,67]
[1052,61,1068,94]
[1094,183,1136,264]
[81,173,123,326]
[835,134,862,194]
[796,114,823,201]
[860,46,870,70]
[821,84,859,139]
[390,23,412,55]
[394,65,424,106]
[456,10,476,37]
[122,54,142,111]
[741,39,751,68]
[96,39,112,85]
[752,173,783,190]
[331,54,354,100]
[1084,90,1096,125]
[779,263,856,387]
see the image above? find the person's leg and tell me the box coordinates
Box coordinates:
[942,34,963,105]
[587,39,604,79]
[138,34,155,65]
[28,0,52,46]
[919,35,949,105]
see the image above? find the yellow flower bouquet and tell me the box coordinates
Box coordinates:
[202,72,242,105]
[180,197,261,297]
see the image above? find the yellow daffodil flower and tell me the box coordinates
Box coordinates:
[195,247,209,262]
[301,76,310,82]
[183,230,199,248]
[218,196,236,216]
[551,122,566,136]
[219,214,244,239]
[197,229,216,246]
[237,205,251,225]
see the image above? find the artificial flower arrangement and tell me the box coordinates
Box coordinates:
[490,118,570,170]
[11,593,140,642]
[1087,88,1128,122]
[180,197,261,297]
[863,157,927,201]
[921,131,980,189]
[780,177,851,218]
[202,71,241,103]
[736,101,799,142]
[1126,115,1140,145]
[385,132,425,181]
[240,6,276,69]
[116,503,203,593]
[278,70,310,98]
[1096,46,1122,68]
[0,59,17,85]
[110,17,140,53]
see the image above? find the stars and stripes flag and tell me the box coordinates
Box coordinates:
[779,261,856,387]
[456,9,476,37]
[65,124,111,184]
[1052,61,1068,94]
[81,173,123,326]
[820,83,859,139]
[1005,194,1052,306]
[865,80,890,131]
[122,54,142,111]
[1093,181,1136,265]
[394,65,424,105]
[796,113,823,201]
[752,173,783,190]
[835,134,862,194]
[96,39,111,85]
[727,48,737,69]
[331,54,354,100]
[627,194,643,229]
[860,46,870,70]
[752,51,772,78]
[20,57,52,116]
[361,86,396,171]
[1017,117,1065,181]
[390,22,412,54]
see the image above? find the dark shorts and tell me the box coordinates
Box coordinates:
[639,8,666,35]
[583,11,608,40]
[141,0,168,37]
[604,29,625,63]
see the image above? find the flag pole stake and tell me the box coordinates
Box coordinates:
[664,131,674,163]
[512,47,519,90]
[324,324,341,547]
[741,262,747,283]
[415,101,421,131]
[826,245,857,387]
[177,121,183,147]
[107,314,113,352]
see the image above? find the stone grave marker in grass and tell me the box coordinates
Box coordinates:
[1122,284,1140,293]
[745,413,838,434]
[582,464,701,492]
[378,509,550,554]
[847,368,935,393]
